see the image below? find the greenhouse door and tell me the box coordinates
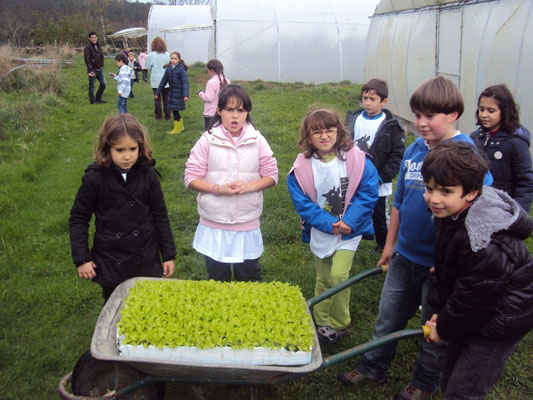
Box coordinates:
[437,8,463,86]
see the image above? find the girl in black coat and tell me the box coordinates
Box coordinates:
[155,51,190,134]
[470,84,533,212]
[69,114,177,301]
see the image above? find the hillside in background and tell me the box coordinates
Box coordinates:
[0,0,151,47]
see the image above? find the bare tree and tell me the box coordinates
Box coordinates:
[5,10,28,46]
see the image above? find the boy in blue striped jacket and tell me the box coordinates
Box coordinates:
[110,54,131,114]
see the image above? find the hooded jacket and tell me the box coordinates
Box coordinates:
[287,147,379,242]
[345,108,405,184]
[470,125,533,212]
[155,63,190,111]
[428,186,533,343]
[69,162,176,289]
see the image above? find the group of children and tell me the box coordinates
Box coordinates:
[69,71,533,399]
[109,40,231,139]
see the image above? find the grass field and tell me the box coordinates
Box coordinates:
[0,52,531,400]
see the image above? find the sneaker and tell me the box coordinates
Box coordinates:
[316,325,347,345]
[338,368,385,387]
[393,383,431,400]
[95,99,106,104]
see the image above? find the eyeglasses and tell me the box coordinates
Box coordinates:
[311,128,337,137]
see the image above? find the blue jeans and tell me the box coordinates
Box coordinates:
[88,69,106,103]
[358,252,446,393]
[117,96,128,114]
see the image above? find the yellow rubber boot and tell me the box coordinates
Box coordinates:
[176,118,185,133]
[167,120,180,134]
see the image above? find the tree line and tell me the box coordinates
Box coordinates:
[1,0,151,47]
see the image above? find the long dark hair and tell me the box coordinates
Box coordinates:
[208,84,255,132]
[206,59,228,88]
[476,84,520,133]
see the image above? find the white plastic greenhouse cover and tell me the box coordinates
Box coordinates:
[216,0,379,83]
[147,1,379,84]
[366,0,533,151]
[147,5,213,62]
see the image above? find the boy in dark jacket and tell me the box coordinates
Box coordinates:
[422,141,533,399]
[345,79,405,251]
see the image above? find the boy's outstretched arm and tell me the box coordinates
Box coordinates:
[378,206,399,266]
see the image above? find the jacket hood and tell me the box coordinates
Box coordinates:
[514,125,531,145]
[466,186,533,252]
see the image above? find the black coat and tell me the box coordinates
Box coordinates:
[345,108,405,184]
[155,63,189,111]
[69,162,176,289]
[470,125,533,212]
[83,40,104,73]
[428,186,533,343]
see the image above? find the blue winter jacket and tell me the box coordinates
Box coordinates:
[287,155,379,243]
[155,63,189,111]
[470,125,533,212]
[394,134,493,267]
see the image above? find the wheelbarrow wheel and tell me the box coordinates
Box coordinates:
[71,350,165,399]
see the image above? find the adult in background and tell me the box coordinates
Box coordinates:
[83,32,106,104]
[146,37,170,120]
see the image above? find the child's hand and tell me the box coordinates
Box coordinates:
[332,220,352,235]
[163,260,174,278]
[154,94,158,99]
[184,97,189,101]
[377,243,394,266]
[220,182,242,195]
[77,261,97,280]
[425,314,442,343]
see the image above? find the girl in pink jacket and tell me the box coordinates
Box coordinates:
[197,59,230,131]
[185,84,278,282]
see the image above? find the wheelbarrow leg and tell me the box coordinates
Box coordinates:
[250,385,258,400]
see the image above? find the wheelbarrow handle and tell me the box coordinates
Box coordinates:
[319,325,431,370]
[306,265,388,308]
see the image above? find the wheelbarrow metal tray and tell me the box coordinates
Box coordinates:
[91,277,323,379]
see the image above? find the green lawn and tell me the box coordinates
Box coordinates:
[0,55,531,400]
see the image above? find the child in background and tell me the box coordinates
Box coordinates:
[422,141,533,399]
[470,84,533,212]
[155,51,189,134]
[109,54,131,114]
[184,84,278,282]
[345,78,405,252]
[339,76,492,400]
[138,49,148,83]
[287,109,378,345]
[69,114,176,301]
[198,59,231,131]
[127,51,140,99]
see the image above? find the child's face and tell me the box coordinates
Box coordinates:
[116,60,124,67]
[170,54,179,66]
[128,53,135,61]
[478,96,501,132]
[110,135,139,171]
[424,177,478,218]
[307,126,338,159]
[414,111,458,148]
[362,90,387,117]
[218,96,248,136]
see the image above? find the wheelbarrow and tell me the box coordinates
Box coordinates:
[58,266,431,399]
